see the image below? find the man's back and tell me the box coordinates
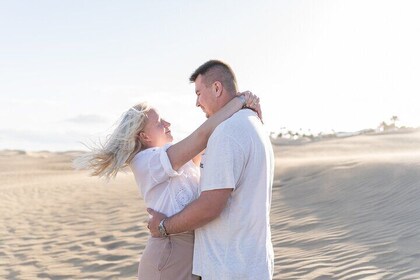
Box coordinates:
[193,109,274,279]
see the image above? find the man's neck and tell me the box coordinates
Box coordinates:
[217,92,235,110]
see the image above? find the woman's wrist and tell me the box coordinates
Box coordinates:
[238,95,247,108]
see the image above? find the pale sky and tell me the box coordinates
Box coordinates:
[1,0,419,151]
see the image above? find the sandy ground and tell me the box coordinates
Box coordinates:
[1,130,420,279]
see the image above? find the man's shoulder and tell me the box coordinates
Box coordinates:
[217,109,255,129]
[230,108,255,121]
[208,110,258,148]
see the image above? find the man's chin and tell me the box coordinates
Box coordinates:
[201,108,209,118]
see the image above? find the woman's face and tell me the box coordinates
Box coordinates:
[140,108,173,148]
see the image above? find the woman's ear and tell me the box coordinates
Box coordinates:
[138,131,148,144]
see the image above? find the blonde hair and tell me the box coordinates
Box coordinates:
[74,102,151,179]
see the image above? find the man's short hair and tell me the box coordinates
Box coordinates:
[189,60,237,94]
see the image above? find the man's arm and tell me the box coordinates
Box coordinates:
[148,188,232,237]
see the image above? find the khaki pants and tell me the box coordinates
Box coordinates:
[138,232,200,280]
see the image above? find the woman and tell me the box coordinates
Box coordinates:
[75,92,260,279]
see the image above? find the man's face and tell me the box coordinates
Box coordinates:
[194,74,216,118]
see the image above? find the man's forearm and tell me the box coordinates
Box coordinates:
[164,189,232,234]
[164,197,213,234]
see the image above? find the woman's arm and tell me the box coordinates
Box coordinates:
[166,93,255,171]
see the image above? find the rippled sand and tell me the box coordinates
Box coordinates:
[272,130,420,280]
[1,130,420,279]
[0,151,146,279]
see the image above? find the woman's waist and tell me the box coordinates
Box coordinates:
[145,193,197,217]
[149,230,195,240]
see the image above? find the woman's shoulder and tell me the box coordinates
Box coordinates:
[131,147,158,165]
[131,144,173,164]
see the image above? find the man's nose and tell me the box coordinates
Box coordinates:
[196,97,200,107]
[161,119,170,127]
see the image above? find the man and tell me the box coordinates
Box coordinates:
[148,60,275,279]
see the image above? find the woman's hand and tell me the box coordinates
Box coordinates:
[237,91,263,122]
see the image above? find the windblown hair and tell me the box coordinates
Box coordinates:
[74,102,151,179]
[189,59,238,95]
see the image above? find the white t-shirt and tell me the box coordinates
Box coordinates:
[130,144,200,217]
[193,109,275,280]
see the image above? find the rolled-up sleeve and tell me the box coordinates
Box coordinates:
[158,144,181,178]
[131,144,183,196]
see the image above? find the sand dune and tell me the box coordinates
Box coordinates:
[1,131,420,279]
[272,130,420,279]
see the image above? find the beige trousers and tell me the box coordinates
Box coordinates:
[138,232,200,280]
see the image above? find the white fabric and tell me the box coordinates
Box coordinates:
[130,143,200,217]
[193,109,275,280]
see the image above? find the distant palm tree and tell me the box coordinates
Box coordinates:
[390,115,399,126]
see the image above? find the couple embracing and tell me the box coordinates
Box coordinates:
[77,60,274,280]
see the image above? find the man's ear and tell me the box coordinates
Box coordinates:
[212,81,223,97]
